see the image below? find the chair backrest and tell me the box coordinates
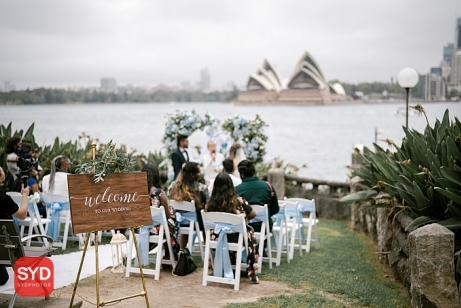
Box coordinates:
[201,210,248,251]
[6,192,22,205]
[250,204,269,223]
[0,219,25,265]
[285,197,315,213]
[169,200,195,212]
[150,206,167,224]
[42,194,69,204]
[282,200,300,221]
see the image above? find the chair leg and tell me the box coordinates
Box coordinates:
[8,292,18,308]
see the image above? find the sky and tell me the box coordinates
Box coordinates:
[0,0,460,90]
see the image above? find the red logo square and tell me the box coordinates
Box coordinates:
[14,257,54,297]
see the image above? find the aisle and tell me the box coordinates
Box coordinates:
[0,244,113,294]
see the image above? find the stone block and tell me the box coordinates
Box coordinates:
[409,223,459,308]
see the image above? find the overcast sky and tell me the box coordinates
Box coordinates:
[1,0,460,90]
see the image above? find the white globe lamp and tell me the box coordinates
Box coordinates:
[397,68,419,128]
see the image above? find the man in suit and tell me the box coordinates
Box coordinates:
[171,134,189,179]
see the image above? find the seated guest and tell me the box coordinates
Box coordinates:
[142,163,179,260]
[42,155,72,196]
[169,162,208,249]
[206,172,259,284]
[0,165,30,285]
[208,158,242,194]
[236,160,279,232]
[202,140,224,184]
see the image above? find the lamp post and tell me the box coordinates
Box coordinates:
[397,68,419,128]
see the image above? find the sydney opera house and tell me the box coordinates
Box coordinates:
[237,51,350,105]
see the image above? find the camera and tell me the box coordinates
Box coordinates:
[15,142,36,186]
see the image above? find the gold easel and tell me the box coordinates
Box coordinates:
[69,143,150,307]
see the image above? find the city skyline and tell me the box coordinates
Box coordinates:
[1,0,460,90]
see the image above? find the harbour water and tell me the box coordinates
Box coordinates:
[0,101,459,182]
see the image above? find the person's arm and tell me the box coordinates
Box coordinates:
[12,184,30,220]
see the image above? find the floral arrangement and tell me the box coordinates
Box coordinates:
[163,110,268,166]
[221,114,268,165]
[163,110,216,154]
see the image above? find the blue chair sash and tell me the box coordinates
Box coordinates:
[44,201,69,241]
[136,211,164,266]
[203,218,245,281]
[298,202,315,213]
[249,210,267,224]
[176,211,197,224]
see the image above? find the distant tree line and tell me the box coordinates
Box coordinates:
[0,81,421,105]
[334,81,420,98]
[0,87,240,105]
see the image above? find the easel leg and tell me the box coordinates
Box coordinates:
[69,231,91,308]
[95,231,100,307]
[131,227,150,308]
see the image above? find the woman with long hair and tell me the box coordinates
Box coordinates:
[142,163,179,260]
[206,172,260,284]
[169,162,209,249]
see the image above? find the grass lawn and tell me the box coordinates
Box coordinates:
[226,220,410,308]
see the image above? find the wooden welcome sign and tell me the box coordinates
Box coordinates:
[67,173,153,234]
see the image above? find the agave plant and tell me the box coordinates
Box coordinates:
[341,108,461,232]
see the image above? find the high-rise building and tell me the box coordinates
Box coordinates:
[444,43,454,65]
[199,68,211,91]
[4,80,16,92]
[100,78,117,92]
[456,17,461,49]
[430,67,442,76]
[419,74,446,101]
[451,49,461,91]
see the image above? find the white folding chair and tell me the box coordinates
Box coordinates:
[7,192,51,247]
[283,200,303,260]
[285,197,319,252]
[125,206,176,280]
[270,200,293,266]
[170,200,204,260]
[201,210,248,291]
[42,194,80,250]
[249,204,272,273]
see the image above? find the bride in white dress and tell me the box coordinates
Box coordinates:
[229,143,246,178]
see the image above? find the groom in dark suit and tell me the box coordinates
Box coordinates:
[171,134,189,179]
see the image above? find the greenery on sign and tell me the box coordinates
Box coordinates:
[77,141,137,183]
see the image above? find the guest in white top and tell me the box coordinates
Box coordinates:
[202,140,225,184]
[42,155,72,196]
[208,158,242,194]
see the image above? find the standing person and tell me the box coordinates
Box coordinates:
[42,155,72,196]
[229,143,246,178]
[202,140,224,184]
[206,172,259,284]
[235,160,279,233]
[142,163,179,260]
[169,162,208,249]
[208,158,242,194]
[12,166,47,218]
[0,165,30,285]
[5,136,22,189]
[171,134,189,180]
